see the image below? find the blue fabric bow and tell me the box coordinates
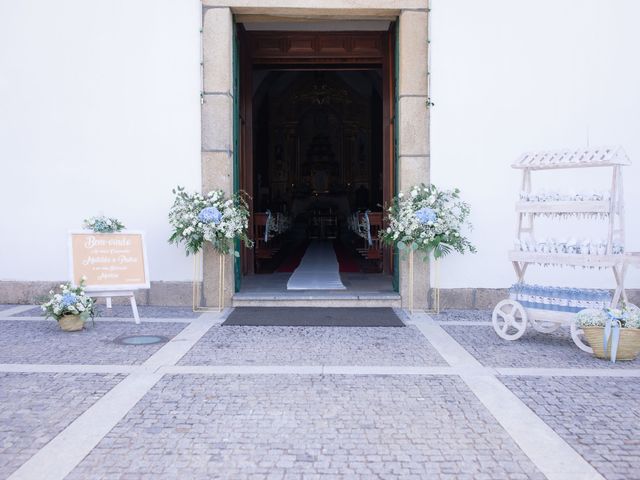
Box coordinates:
[265,210,272,243]
[364,210,372,247]
[604,311,621,363]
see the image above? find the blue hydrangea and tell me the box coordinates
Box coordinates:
[61,293,77,307]
[415,207,437,224]
[94,220,108,232]
[198,206,222,225]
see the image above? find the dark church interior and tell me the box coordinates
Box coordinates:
[250,70,386,275]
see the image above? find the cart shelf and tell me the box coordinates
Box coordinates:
[515,200,611,214]
[521,308,575,323]
[509,251,628,268]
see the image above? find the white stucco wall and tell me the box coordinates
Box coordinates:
[1,0,638,291]
[430,0,640,289]
[0,0,202,282]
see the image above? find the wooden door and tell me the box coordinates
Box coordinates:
[238,25,255,275]
[382,24,396,275]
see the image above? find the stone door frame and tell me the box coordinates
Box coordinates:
[200,1,430,309]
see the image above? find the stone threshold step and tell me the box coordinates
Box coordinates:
[232,293,401,308]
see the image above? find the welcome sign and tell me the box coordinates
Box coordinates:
[69,231,150,291]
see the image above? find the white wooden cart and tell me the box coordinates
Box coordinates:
[492,146,640,352]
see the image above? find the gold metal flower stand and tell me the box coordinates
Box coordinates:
[408,248,441,315]
[192,251,226,312]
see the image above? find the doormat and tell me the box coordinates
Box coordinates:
[222,307,405,327]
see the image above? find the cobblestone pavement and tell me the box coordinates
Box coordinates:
[443,324,640,369]
[12,305,200,319]
[2,307,639,479]
[179,325,447,366]
[68,374,544,480]
[501,376,640,480]
[0,320,186,365]
[432,309,492,322]
[0,372,124,478]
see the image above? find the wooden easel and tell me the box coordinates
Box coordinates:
[92,291,140,324]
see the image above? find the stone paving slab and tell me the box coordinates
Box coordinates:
[179,325,447,366]
[12,305,200,319]
[501,376,640,480]
[0,321,186,365]
[0,372,124,478]
[432,310,492,322]
[68,374,544,479]
[443,324,640,369]
[0,304,17,312]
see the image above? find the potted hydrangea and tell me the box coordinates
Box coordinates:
[576,304,640,362]
[41,279,96,331]
[379,183,476,259]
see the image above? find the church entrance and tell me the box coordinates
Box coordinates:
[236,27,397,298]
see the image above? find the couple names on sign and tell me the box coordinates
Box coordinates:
[69,231,150,323]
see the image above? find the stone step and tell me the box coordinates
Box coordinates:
[232,293,401,308]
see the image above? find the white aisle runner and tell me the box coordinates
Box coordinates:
[286,240,346,290]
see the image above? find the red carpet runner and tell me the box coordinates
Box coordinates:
[275,241,309,273]
[332,240,360,273]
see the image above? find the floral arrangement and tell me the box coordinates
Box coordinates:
[348,211,375,245]
[577,304,640,329]
[271,212,291,236]
[379,183,476,259]
[82,215,125,233]
[264,210,291,240]
[168,186,253,256]
[41,279,95,322]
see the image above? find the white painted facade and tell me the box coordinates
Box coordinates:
[1,0,638,295]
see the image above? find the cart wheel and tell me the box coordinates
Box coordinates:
[492,300,528,340]
[570,320,593,354]
[530,318,561,334]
